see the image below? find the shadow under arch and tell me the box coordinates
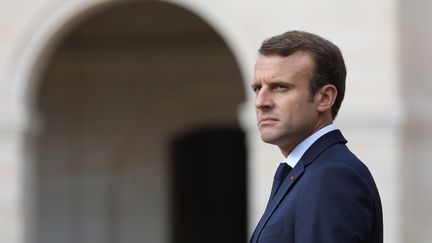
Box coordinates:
[26,1,248,243]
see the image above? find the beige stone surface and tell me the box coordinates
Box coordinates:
[1,0,430,242]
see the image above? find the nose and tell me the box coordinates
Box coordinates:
[255,88,273,110]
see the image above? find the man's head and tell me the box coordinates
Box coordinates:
[252,31,346,156]
[259,30,346,119]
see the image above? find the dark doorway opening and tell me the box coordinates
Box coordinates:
[29,1,247,242]
[170,127,247,243]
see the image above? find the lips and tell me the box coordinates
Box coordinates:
[259,116,278,126]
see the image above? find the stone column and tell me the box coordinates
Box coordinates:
[400,0,432,242]
[0,86,26,243]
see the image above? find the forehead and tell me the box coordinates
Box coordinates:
[254,51,315,81]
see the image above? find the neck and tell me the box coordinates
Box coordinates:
[279,120,333,157]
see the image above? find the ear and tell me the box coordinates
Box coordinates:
[315,84,337,113]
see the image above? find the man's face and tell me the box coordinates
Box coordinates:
[252,51,321,154]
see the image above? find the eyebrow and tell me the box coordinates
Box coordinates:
[260,79,293,86]
[269,80,293,86]
[250,79,294,91]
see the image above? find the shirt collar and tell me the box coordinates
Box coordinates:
[282,124,337,168]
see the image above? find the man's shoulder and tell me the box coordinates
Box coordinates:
[300,129,375,179]
[309,142,376,184]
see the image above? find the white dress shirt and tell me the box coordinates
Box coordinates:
[282,124,337,168]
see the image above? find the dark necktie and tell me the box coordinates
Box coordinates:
[250,163,293,243]
[269,163,292,201]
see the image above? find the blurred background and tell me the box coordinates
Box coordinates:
[0,0,431,242]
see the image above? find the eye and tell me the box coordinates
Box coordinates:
[251,85,261,94]
[273,84,289,91]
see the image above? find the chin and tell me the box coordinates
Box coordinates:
[260,130,293,146]
[260,134,282,145]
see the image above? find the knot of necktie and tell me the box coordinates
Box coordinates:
[274,162,291,181]
[269,163,292,201]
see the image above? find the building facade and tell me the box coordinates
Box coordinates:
[0,0,431,242]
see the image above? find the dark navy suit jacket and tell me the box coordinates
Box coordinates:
[250,130,383,243]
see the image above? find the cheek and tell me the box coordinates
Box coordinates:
[281,99,315,122]
[282,98,304,115]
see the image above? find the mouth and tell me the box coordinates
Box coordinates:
[259,117,278,126]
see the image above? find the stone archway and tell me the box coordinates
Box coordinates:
[26,1,247,243]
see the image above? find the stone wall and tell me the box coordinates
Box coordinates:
[1,0,430,242]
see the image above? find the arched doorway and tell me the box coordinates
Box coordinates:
[27,1,247,242]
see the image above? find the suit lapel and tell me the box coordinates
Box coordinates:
[251,130,347,242]
[298,130,347,167]
[251,164,305,242]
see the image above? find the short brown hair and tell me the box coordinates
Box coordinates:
[259,30,346,119]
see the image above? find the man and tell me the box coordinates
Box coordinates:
[249,31,383,243]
